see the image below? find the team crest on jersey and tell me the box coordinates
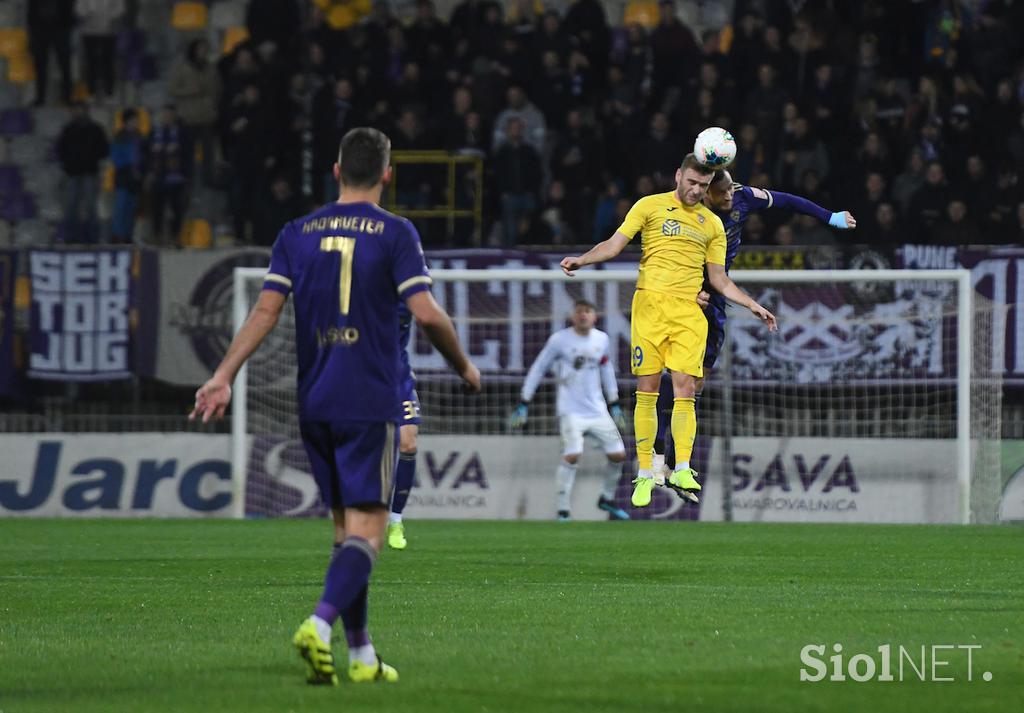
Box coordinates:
[730,209,741,222]
[697,214,705,224]
[662,219,681,236]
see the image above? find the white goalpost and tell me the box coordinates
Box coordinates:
[231,266,1003,524]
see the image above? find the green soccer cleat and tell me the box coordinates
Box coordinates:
[387,521,407,550]
[292,618,339,686]
[666,467,701,504]
[631,474,655,507]
[349,655,399,683]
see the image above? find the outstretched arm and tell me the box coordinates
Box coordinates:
[751,186,857,229]
[190,289,286,423]
[560,231,630,275]
[706,263,777,331]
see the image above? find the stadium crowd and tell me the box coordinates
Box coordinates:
[32,0,1024,247]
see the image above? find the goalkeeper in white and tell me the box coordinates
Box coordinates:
[510,299,630,521]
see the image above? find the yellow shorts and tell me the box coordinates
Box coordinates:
[630,289,707,377]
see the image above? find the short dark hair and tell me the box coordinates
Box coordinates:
[680,153,715,175]
[121,108,138,123]
[711,169,732,187]
[337,127,391,188]
[574,299,596,311]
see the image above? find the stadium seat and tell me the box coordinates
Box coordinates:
[327,5,357,30]
[180,218,212,248]
[0,192,37,222]
[623,1,659,28]
[0,109,33,138]
[0,28,27,59]
[221,26,249,55]
[171,2,209,32]
[6,52,34,84]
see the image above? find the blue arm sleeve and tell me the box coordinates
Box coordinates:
[768,191,832,223]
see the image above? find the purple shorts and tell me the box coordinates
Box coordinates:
[300,420,398,509]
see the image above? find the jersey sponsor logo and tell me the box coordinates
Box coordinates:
[316,326,360,347]
[662,219,681,236]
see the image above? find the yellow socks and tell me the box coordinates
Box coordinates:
[671,397,697,466]
[634,391,659,471]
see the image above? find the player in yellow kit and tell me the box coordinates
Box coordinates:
[560,154,777,507]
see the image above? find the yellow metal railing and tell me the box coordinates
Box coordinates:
[385,151,484,245]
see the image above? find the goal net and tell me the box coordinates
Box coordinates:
[231,267,1003,524]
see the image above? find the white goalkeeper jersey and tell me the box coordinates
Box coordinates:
[521,327,619,419]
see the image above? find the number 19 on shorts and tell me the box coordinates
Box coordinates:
[632,345,644,369]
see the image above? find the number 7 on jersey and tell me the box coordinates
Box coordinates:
[320,236,356,314]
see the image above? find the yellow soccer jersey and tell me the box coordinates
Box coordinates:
[616,191,727,298]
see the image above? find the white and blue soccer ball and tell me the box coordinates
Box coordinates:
[693,127,736,168]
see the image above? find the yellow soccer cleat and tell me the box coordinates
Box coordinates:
[631,474,655,507]
[666,467,701,504]
[387,521,407,550]
[349,655,399,683]
[292,618,339,686]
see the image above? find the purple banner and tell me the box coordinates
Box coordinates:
[0,250,18,395]
[28,249,134,381]
[419,246,1022,385]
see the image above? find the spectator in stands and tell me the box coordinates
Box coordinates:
[633,112,679,189]
[650,0,699,97]
[804,63,845,137]
[491,117,542,247]
[28,0,74,106]
[744,64,789,149]
[790,213,835,246]
[932,199,978,245]
[533,51,571,127]
[168,39,221,187]
[891,149,926,216]
[246,0,300,49]
[871,202,906,244]
[109,107,145,244]
[492,85,546,154]
[225,83,271,243]
[312,78,355,202]
[906,161,950,241]
[531,179,575,244]
[775,116,829,190]
[988,163,1022,242]
[147,105,192,246]
[551,108,604,221]
[56,102,108,243]
[850,172,889,233]
[75,0,124,103]
[252,175,302,246]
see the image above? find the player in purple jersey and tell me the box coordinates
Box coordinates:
[653,168,857,475]
[386,302,419,550]
[191,127,480,687]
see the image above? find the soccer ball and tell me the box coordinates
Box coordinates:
[693,127,736,168]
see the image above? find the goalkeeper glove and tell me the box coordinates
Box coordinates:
[609,402,627,431]
[509,402,529,428]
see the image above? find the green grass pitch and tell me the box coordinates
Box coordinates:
[0,519,1021,713]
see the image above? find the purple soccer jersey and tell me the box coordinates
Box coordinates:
[263,201,432,423]
[264,201,431,509]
